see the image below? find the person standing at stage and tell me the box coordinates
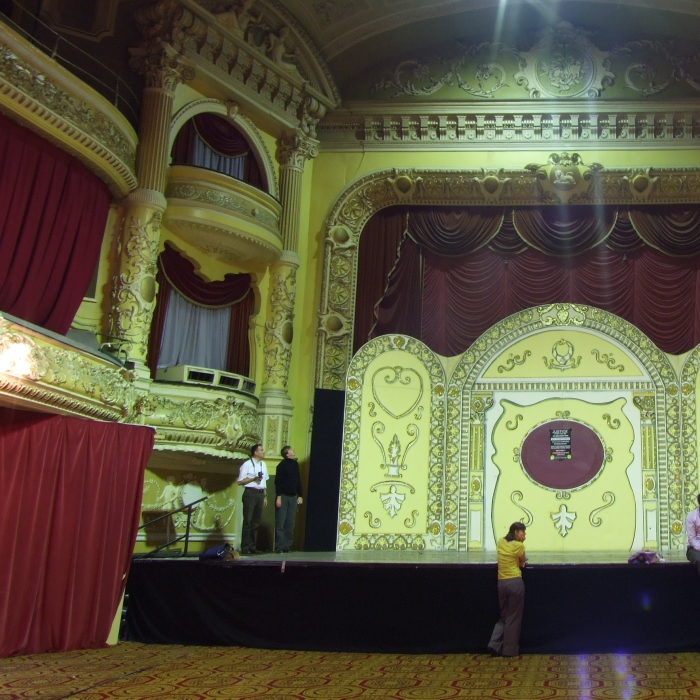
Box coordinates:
[686,494,700,576]
[488,522,527,657]
[237,443,268,554]
[274,445,303,553]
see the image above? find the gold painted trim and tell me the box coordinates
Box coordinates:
[0,24,137,196]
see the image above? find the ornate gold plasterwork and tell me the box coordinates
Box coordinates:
[367,21,700,102]
[133,0,338,137]
[0,315,135,421]
[680,348,700,525]
[315,166,700,392]
[526,153,603,204]
[318,106,700,151]
[0,315,261,459]
[135,388,260,453]
[263,260,297,390]
[337,334,446,550]
[445,305,679,550]
[0,29,137,195]
[109,203,163,364]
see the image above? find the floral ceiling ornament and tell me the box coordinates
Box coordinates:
[515,22,614,99]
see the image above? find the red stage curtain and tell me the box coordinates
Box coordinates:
[363,205,700,356]
[0,409,154,657]
[353,209,407,351]
[629,206,700,256]
[148,243,253,376]
[0,114,111,333]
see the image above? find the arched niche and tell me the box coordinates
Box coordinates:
[169,98,278,198]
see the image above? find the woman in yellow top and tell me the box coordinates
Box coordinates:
[487,522,527,657]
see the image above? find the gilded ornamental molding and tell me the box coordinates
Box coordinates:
[315,163,700,394]
[133,0,338,138]
[318,103,700,151]
[0,313,261,458]
[0,25,137,195]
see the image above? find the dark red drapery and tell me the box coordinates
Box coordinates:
[171,114,265,189]
[0,113,111,334]
[147,243,254,376]
[358,205,700,356]
[0,409,154,657]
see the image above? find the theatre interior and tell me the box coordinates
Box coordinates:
[3,0,700,659]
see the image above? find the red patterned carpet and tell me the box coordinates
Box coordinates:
[2,643,700,699]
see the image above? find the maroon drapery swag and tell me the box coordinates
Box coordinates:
[147,243,254,377]
[358,205,700,356]
[0,113,111,334]
[170,113,265,189]
[0,409,155,657]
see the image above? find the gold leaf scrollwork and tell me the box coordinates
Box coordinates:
[602,413,621,429]
[543,339,581,371]
[404,510,419,528]
[497,350,532,373]
[506,414,523,430]
[591,348,625,372]
[510,491,533,525]
[364,511,382,529]
[368,401,377,417]
[555,410,571,419]
[555,490,571,500]
[589,491,615,527]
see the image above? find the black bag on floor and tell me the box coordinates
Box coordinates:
[199,543,239,561]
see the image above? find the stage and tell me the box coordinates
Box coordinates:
[123,550,700,654]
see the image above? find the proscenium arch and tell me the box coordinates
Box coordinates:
[444,304,681,551]
[169,98,279,198]
[315,164,700,392]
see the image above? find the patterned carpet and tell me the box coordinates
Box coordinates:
[2,643,700,699]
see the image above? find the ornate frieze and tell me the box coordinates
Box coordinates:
[365,21,700,103]
[318,106,700,151]
[136,385,260,454]
[132,0,338,136]
[0,27,137,195]
[0,314,135,421]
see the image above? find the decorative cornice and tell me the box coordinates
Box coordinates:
[318,103,700,151]
[0,25,137,195]
[133,0,338,137]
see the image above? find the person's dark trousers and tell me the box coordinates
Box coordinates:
[687,546,700,576]
[241,488,265,553]
[275,494,298,552]
[488,577,525,656]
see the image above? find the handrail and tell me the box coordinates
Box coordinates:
[139,496,208,557]
[1,3,140,124]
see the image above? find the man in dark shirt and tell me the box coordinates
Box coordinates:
[274,445,303,553]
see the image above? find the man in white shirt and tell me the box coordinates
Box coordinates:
[238,443,268,554]
[686,493,700,576]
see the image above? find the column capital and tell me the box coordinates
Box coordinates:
[130,41,194,92]
[276,132,319,170]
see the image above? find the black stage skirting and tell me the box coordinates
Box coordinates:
[124,557,700,654]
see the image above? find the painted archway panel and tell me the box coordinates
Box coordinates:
[337,335,446,550]
[338,305,685,553]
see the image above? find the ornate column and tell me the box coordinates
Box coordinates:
[258,132,318,454]
[108,46,193,372]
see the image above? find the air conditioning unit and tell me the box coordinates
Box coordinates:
[156,365,256,394]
